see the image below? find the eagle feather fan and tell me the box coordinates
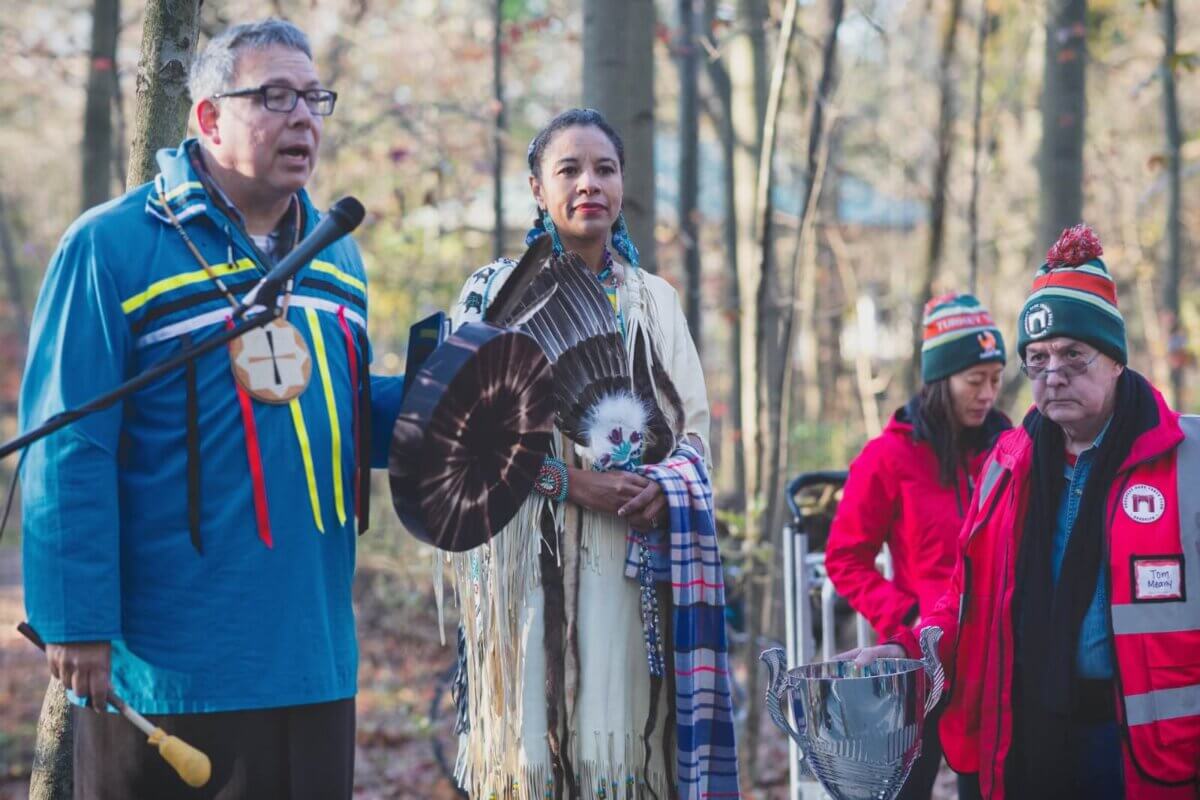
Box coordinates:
[485,237,678,467]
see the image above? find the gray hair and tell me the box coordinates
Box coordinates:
[188,18,313,104]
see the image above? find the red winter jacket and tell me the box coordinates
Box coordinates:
[826,408,1006,642]
[894,389,1200,800]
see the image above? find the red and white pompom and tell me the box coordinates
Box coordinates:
[1046,224,1103,268]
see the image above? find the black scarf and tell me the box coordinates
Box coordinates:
[1008,369,1157,797]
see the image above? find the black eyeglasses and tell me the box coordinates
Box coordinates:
[1020,351,1100,381]
[212,85,338,116]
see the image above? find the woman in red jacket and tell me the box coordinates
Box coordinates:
[825,292,1009,800]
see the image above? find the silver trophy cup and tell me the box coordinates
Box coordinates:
[761,627,945,800]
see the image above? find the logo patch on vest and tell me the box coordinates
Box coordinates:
[1131,556,1185,602]
[1023,303,1053,338]
[1122,483,1166,523]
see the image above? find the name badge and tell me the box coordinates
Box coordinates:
[1131,556,1185,602]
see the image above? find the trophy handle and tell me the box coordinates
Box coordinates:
[918,626,945,716]
[759,648,805,749]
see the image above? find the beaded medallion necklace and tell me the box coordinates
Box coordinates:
[594,247,626,339]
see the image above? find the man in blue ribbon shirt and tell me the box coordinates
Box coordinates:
[19,18,403,798]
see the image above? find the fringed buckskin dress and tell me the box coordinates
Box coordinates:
[445,257,710,799]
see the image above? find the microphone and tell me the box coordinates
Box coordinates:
[240,196,366,315]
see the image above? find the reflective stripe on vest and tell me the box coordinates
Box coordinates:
[1117,415,1200,729]
[977,459,1004,512]
[1124,683,1200,726]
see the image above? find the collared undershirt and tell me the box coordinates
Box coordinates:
[251,233,277,259]
[1051,416,1115,679]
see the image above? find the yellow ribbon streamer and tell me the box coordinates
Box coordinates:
[304,308,346,526]
[288,398,324,533]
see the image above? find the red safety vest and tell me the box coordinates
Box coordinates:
[1109,414,1200,787]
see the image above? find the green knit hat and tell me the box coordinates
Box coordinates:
[1016,225,1127,364]
[921,292,1007,383]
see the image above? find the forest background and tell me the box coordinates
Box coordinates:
[0,0,1196,797]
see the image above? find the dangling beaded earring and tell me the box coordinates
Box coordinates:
[524,208,564,254]
[610,212,640,268]
[542,209,564,254]
[523,211,545,248]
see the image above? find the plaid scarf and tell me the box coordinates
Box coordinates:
[625,444,741,799]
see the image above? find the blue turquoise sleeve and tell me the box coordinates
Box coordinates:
[368,374,405,468]
[19,224,130,644]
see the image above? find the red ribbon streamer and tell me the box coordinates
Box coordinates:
[336,306,362,523]
[227,318,273,548]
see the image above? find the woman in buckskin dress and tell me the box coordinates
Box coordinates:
[446,108,731,800]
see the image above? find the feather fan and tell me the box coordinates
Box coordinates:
[483,234,556,327]
[486,238,652,468]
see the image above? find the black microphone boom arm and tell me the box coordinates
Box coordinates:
[238,196,366,316]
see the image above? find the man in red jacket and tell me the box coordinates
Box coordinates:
[849,225,1200,800]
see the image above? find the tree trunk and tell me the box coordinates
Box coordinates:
[1160,0,1184,407]
[817,158,845,429]
[966,0,989,295]
[910,0,964,392]
[28,680,73,800]
[113,53,128,192]
[126,0,203,189]
[727,0,767,781]
[0,191,27,339]
[791,0,841,422]
[777,0,843,540]
[815,231,844,424]
[754,0,801,593]
[582,0,657,272]
[730,0,767,510]
[82,0,120,212]
[492,0,506,261]
[738,0,802,783]
[1037,0,1087,250]
[677,0,702,342]
[702,0,746,503]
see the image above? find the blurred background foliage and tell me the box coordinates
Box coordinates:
[0,0,1196,793]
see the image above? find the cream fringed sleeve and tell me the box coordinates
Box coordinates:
[441,261,711,800]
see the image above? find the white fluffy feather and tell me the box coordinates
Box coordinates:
[577,391,648,470]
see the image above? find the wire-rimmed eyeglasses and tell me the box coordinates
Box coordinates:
[212,85,337,116]
[1020,351,1100,381]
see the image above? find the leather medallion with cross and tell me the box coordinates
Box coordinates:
[229,318,313,404]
